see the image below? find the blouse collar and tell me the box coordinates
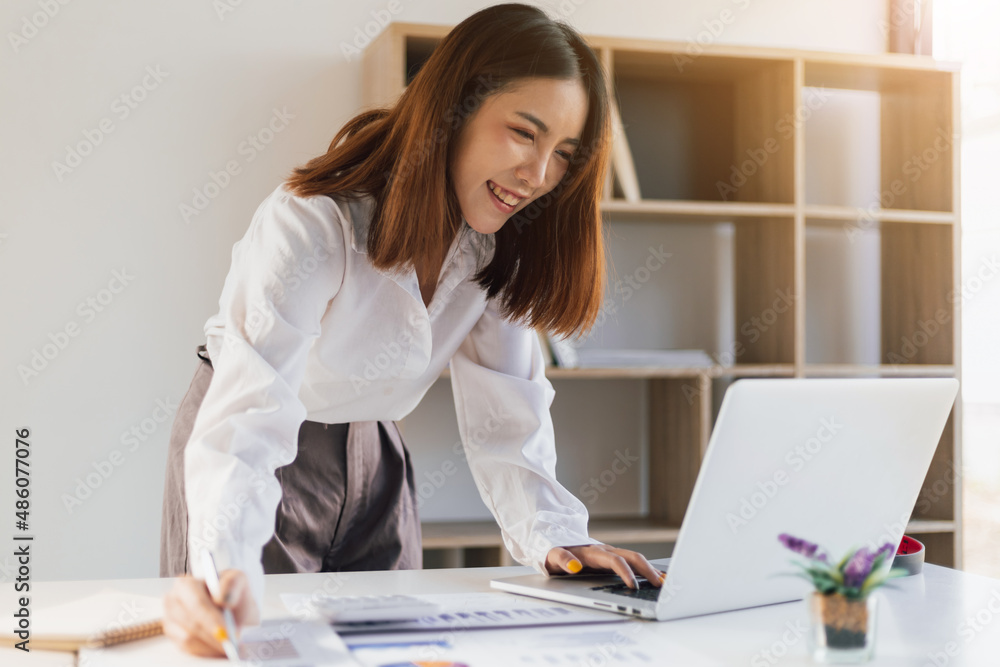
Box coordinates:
[338,192,496,278]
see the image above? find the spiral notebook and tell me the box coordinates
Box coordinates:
[0,588,163,652]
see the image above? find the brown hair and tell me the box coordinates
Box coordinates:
[285,3,611,339]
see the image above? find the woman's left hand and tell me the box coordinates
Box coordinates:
[545,544,666,589]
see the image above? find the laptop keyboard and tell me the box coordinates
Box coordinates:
[590,580,661,601]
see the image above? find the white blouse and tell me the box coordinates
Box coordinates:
[184,182,599,610]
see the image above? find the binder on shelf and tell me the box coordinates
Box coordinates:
[535,327,554,367]
[546,333,581,368]
[609,98,641,202]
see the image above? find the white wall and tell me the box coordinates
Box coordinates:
[0,0,888,583]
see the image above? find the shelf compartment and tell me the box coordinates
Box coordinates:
[880,76,955,213]
[910,408,957,523]
[804,219,880,365]
[649,376,712,526]
[907,532,956,568]
[803,58,958,92]
[361,25,450,107]
[881,221,955,365]
[612,51,795,204]
[803,61,955,213]
[734,217,797,364]
[804,218,956,367]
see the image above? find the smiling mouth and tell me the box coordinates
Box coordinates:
[487,180,523,207]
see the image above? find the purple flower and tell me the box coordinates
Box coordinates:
[843,547,879,589]
[778,533,827,561]
[876,542,896,561]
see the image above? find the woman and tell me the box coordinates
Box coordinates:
[161,3,665,656]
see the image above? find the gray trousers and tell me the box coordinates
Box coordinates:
[160,344,422,578]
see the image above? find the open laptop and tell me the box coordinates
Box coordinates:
[491,377,959,621]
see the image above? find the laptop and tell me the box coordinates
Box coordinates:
[491,377,959,621]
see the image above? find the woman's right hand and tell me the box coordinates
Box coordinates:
[163,568,260,657]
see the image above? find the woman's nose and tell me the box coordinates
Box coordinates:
[515,152,550,190]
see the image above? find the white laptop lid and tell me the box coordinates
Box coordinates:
[657,377,958,620]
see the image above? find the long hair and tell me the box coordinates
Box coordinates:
[285,3,611,339]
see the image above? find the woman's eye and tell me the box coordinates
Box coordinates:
[514,128,572,161]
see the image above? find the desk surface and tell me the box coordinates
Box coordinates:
[6,563,1000,666]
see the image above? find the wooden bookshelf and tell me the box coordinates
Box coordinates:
[361,24,962,568]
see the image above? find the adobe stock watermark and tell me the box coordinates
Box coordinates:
[349,253,473,394]
[338,0,593,63]
[550,0,592,22]
[188,444,299,556]
[408,592,649,667]
[283,572,355,622]
[579,449,640,504]
[340,0,412,62]
[878,0,929,39]
[17,267,136,386]
[538,622,650,667]
[923,589,1000,667]
[74,598,159,667]
[751,616,810,666]
[580,245,673,340]
[552,622,646,667]
[673,0,752,72]
[716,86,830,201]
[915,460,963,517]
[52,65,169,182]
[0,555,22,584]
[866,460,965,554]
[683,287,796,405]
[886,254,998,368]
[252,573,357,667]
[387,74,498,187]
[845,127,954,243]
[180,106,296,224]
[212,0,249,22]
[8,0,74,54]
[951,255,1000,305]
[61,397,179,513]
[348,310,429,394]
[725,416,844,534]
[387,72,600,197]
[238,233,345,350]
[867,510,910,559]
[413,401,513,509]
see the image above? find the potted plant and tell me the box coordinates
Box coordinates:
[778,533,908,663]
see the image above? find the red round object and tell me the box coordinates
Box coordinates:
[897,535,925,555]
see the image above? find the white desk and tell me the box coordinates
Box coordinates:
[5,563,1000,665]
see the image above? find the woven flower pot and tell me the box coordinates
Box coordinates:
[805,592,878,663]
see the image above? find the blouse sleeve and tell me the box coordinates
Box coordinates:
[448,296,601,576]
[184,188,346,612]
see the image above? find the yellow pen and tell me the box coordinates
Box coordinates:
[200,548,241,662]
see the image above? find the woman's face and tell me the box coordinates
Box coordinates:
[449,77,589,235]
